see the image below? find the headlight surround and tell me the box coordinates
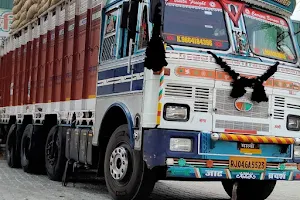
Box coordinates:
[294,146,300,157]
[169,138,193,152]
[287,115,300,131]
[163,103,190,121]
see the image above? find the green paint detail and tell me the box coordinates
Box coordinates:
[279,164,285,170]
[178,158,187,167]
[169,168,190,176]
[160,76,164,82]
[159,90,163,96]
[244,103,252,111]
[229,169,265,173]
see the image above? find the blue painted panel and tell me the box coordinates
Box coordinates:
[167,165,300,180]
[98,69,114,80]
[133,62,145,73]
[115,66,131,77]
[143,129,292,168]
[98,63,145,81]
[114,82,131,93]
[97,84,114,95]
[132,79,143,91]
[200,133,291,162]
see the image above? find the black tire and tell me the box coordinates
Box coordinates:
[222,180,276,200]
[45,125,66,181]
[104,124,156,200]
[20,124,36,173]
[5,124,20,168]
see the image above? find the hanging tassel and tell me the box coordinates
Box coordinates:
[208,51,278,103]
[144,2,168,72]
[145,35,168,72]
[251,62,279,103]
[208,51,253,98]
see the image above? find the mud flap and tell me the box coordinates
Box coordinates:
[231,182,238,200]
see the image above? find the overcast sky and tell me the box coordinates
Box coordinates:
[291,0,300,20]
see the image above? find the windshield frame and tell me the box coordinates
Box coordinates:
[242,6,297,64]
[162,0,231,51]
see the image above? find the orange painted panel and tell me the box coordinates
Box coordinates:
[14,47,20,106]
[85,5,101,99]
[53,24,65,103]
[45,29,55,103]
[30,37,39,104]
[20,44,27,105]
[0,56,4,107]
[37,34,47,103]
[7,51,12,107]
[10,49,15,106]
[71,13,87,101]
[62,18,75,101]
[24,41,32,105]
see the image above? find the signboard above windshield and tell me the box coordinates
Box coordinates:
[248,0,296,15]
[243,8,288,29]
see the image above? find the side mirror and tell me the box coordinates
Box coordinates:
[150,0,163,23]
[128,0,139,40]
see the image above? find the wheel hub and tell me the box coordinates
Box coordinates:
[109,146,129,180]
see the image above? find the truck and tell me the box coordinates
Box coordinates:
[0,0,300,199]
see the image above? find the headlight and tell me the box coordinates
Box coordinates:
[170,138,192,152]
[287,115,300,131]
[163,104,190,121]
[294,146,300,157]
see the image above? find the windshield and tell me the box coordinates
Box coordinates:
[243,7,297,63]
[163,0,230,50]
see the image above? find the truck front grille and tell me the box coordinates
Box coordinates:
[215,89,269,119]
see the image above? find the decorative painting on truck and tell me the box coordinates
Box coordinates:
[0,9,12,45]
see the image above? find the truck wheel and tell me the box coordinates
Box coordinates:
[104,124,156,200]
[5,124,20,168]
[222,180,276,199]
[20,124,37,173]
[45,126,66,181]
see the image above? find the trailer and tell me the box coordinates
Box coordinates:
[1,0,300,199]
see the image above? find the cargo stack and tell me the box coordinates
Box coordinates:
[10,0,61,31]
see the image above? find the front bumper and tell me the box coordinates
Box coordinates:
[166,159,300,181]
[143,129,300,181]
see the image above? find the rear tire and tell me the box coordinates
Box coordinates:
[20,124,37,173]
[222,180,276,200]
[5,124,20,168]
[104,124,156,200]
[45,126,66,181]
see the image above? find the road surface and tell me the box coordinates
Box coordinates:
[0,160,299,200]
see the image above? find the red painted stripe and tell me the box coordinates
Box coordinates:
[257,137,264,143]
[157,111,161,116]
[247,136,254,143]
[224,129,257,135]
[276,137,283,144]
[236,135,243,142]
[267,137,273,143]
[285,138,293,144]
[227,134,233,141]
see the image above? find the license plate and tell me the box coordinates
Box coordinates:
[229,156,266,171]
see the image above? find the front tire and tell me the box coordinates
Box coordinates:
[45,126,66,181]
[222,180,276,200]
[104,124,156,200]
